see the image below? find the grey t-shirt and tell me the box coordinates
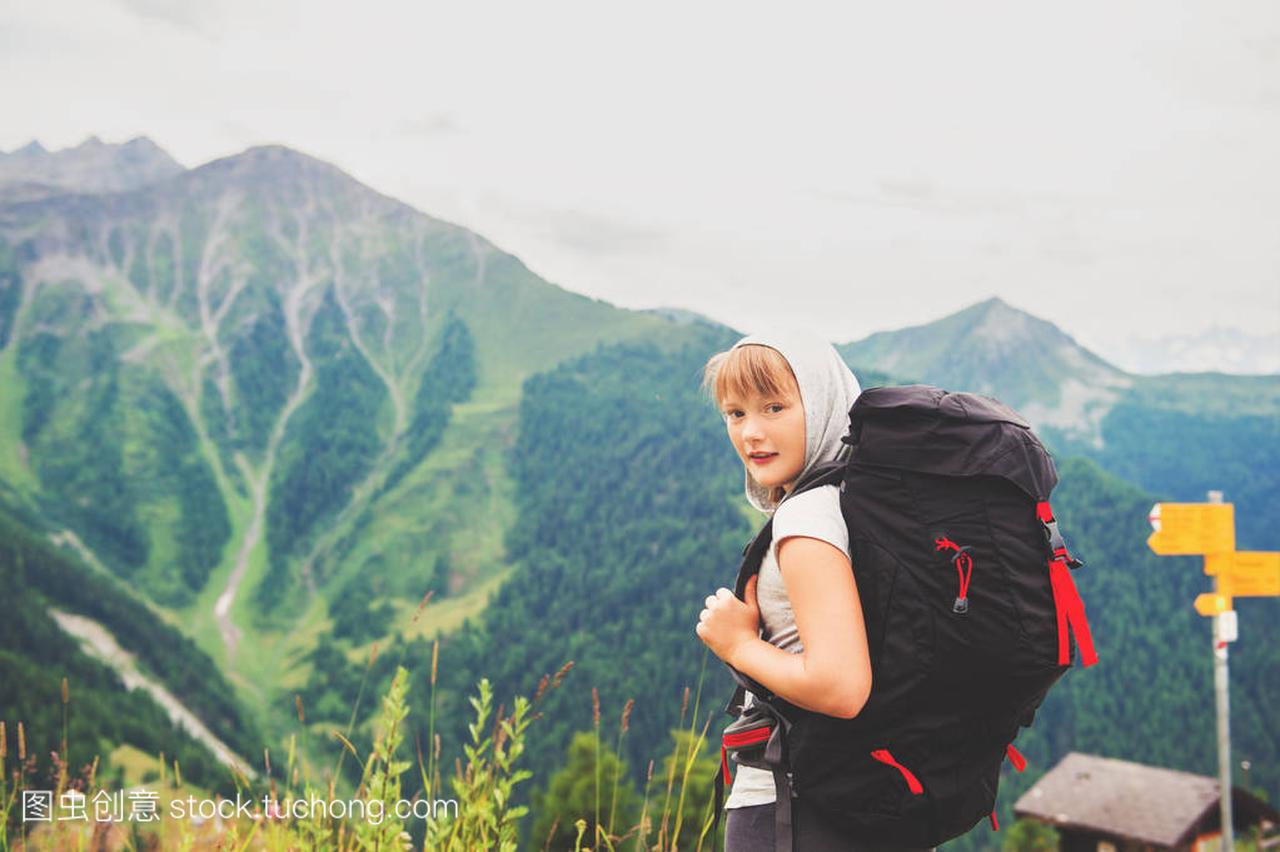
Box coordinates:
[724,484,850,809]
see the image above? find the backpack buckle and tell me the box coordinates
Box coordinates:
[1037,502,1084,570]
[1043,519,1084,569]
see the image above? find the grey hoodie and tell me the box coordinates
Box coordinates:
[729,333,862,513]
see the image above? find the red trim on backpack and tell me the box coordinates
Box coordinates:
[989,810,1000,830]
[720,725,773,787]
[1005,744,1026,772]
[933,537,974,607]
[955,549,973,601]
[723,726,773,748]
[1038,502,1099,668]
[870,749,924,795]
[1050,556,1098,666]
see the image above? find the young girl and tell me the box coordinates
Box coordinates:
[696,332,871,851]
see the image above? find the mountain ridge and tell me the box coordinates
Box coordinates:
[839,296,1133,442]
[0,136,698,737]
[835,295,1279,548]
[0,135,184,195]
[838,296,1279,444]
[841,295,1278,384]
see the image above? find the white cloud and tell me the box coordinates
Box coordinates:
[1,0,1277,368]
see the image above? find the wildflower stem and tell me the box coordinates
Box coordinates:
[634,759,654,852]
[593,686,601,845]
[607,698,633,840]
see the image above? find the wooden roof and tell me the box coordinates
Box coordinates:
[1013,752,1279,848]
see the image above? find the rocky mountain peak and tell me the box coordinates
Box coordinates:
[953,296,1073,354]
[198,145,352,181]
[10,140,48,157]
[178,144,405,216]
[0,134,184,195]
[838,296,1132,439]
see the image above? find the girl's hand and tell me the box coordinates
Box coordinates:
[695,575,760,666]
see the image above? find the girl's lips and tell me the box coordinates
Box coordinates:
[749,453,777,465]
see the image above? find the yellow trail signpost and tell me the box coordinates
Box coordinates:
[1149,500,1280,611]
[1147,494,1280,852]
[1207,551,1280,597]
[1147,502,1235,555]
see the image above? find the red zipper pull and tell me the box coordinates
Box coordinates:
[869,749,924,795]
[1006,743,1027,772]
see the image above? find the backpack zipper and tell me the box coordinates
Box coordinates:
[723,725,773,749]
[720,724,774,785]
[933,535,974,614]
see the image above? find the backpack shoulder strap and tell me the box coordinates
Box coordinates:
[733,519,774,598]
[789,460,845,497]
[723,458,848,716]
[729,459,844,601]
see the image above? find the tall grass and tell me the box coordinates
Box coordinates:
[1,610,727,851]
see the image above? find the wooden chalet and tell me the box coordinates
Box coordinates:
[1013,752,1278,852]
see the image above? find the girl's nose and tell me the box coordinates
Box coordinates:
[741,416,764,440]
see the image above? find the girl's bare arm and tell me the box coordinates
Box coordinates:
[729,536,871,718]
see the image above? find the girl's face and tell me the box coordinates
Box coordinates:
[720,370,807,494]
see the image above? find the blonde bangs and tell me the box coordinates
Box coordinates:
[702,344,796,406]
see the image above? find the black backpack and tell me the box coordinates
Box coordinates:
[712,385,1098,851]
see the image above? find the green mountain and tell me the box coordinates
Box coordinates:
[0,142,695,778]
[839,296,1131,430]
[0,142,686,598]
[839,297,1280,548]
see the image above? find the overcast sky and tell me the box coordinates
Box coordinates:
[3,0,1278,371]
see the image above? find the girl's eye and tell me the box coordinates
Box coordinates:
[724,409,744,420]
[767,403,785,414]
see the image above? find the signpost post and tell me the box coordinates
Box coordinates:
[1147,492,1280,852]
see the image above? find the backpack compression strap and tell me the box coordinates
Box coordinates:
[1037,501,1099,667]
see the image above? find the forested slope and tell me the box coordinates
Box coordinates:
[0,506,260,792]
[1044,396,1280,550]
[450,333,751,769]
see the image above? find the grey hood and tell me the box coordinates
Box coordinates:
[731,333,862,514]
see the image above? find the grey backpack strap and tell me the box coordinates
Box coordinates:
[765,717,795,852]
